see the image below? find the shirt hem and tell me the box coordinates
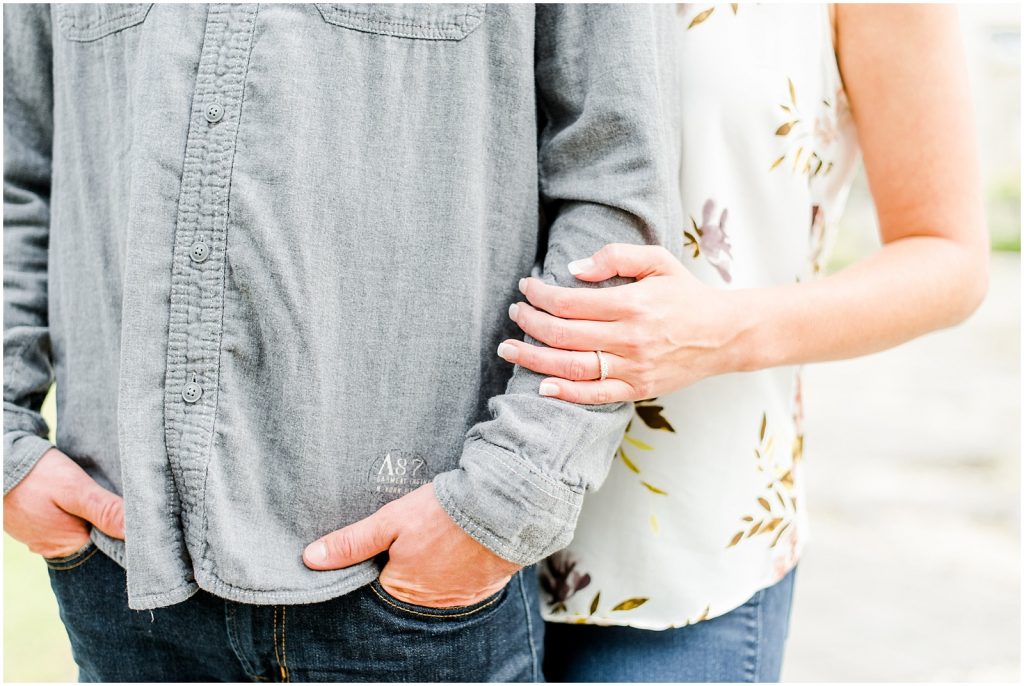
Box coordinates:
[193,561,382,607]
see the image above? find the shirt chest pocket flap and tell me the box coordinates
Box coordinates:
[314,3,485,41]
[56,3,153,42]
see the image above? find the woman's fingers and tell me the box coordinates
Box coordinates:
[518,277,635,321]
[497,339,627,382]
[567,243,683,282]
[508,301,621,353]
[537,377,638,405]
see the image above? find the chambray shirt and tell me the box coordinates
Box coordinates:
[3,3,681,610]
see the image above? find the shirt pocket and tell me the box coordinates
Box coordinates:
[54,3,153,42]
[313,3,485,41]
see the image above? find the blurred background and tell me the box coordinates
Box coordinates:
[3,3,1020,682]
[782,3,1021,681]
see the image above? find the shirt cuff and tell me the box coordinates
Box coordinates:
[432,438,583,566]
[3,430,53,496]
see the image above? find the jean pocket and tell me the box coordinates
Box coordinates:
[314,3,485,41]
[367,576,510,621]
[43,540,100,571]
[55,3,153,42]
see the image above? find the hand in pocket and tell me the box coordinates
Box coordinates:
[3,447,125,558]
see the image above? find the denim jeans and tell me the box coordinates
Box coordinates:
[45,543,544,682]
[543,567,797,682]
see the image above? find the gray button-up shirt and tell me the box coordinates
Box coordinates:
[4,3,681,610]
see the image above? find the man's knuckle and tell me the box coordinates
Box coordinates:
[371,520,393,546]
[328,534,354,561]
[98,498,122,529]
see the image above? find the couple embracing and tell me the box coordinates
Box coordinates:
[3,2,986,682]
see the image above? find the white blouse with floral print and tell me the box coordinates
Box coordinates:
[540,3,861,630]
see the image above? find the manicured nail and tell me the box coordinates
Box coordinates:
[568,258,594,276]
[508,303,520,319]
[497,342,518,362]
[539,382,560,397]
[306,541,328,564]
[518,277,528,294]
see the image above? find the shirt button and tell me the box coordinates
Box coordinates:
[182,375,203,403]
[204,102,224,123]
[189,240,210,263]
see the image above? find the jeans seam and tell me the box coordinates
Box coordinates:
[224,603,262,682]
[741,589,762,682]
[45,545,99,571]
[272,606,287,682]
[518,571,540,682]
[281,606,289,682]
[753,590,764,681]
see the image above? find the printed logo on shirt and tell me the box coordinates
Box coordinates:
[367,449,432,505]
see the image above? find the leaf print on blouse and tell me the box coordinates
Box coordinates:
[677,3,739,30]
[615,399,674,495]
[726,412,799,550]
[635,399,676,433]
[541,553,653,622]
[541,552,591,614]
[768,371,807,582]
[792,369,806,463]
[809,204,828,275]
[769,78,843,179]
[684,199,734,283]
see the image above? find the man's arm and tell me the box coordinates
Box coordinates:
[301,5,682,604]
[2,6,128,553]
[432,3,682,565]
[4,3,57,495]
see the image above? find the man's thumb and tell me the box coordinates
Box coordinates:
[60,479,126,540]
[303,511,397,571]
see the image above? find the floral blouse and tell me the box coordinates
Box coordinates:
[540,3,861,630]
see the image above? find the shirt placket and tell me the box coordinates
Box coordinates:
[163,3,258,554]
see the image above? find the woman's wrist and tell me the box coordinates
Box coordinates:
[714,286,785,375]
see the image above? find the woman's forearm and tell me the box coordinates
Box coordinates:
[730,234,989,373]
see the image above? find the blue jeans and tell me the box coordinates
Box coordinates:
[45,543,544,682]
[543,567,797,682]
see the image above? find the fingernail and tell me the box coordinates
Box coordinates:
[306,541,328,564]
[539,382,560,397]
[508,303,519,320]
[568,258,595,276]
[518,277,527,294]
[497,342,518,362]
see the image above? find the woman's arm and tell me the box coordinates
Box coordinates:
[500,4,989,404]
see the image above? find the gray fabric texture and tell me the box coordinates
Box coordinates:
[3,3,682,610]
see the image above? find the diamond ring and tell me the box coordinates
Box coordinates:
[595,350,609,381]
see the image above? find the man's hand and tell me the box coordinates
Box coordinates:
[3,447,125,558]
[302,482,521,608]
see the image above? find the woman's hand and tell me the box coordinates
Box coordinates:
[499,6,989,409]
[498,243,750,405]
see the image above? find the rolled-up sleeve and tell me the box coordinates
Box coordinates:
[433,3,682,565]
[3,3,55,495]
